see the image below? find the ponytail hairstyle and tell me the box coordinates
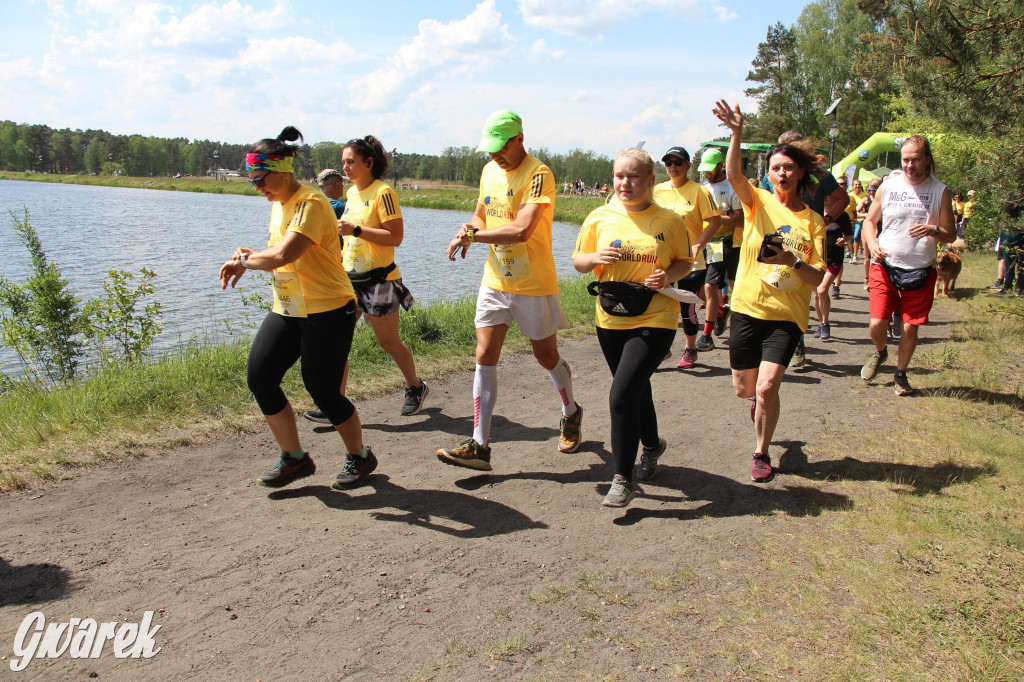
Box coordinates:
[250,126,304,156]
[344,136,389,180]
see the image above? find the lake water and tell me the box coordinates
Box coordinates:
[0,180,584,373]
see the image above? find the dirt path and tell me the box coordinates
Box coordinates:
[0,271,952,680]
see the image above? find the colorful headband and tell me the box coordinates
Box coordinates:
[245,153,294,174]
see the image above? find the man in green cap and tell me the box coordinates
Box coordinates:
[437,110,581,471]
[699,147,745,338]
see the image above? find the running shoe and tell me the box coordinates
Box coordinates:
[988,280,1004,290]
[696,333,715,351]
[790,338,806,367]
[602,474,639,507]
[302,409,331,424]
[635,437,667,481]
[436,438,493,471]
[832,285,841,299]
[751,453,774,483]
[258,452,316,488]
[677,347,698,369]
[714,306,730,336]
[851,256,858,265]
[893,372,914,396]
[401,379,429,416]
[812,324,823,338]
[819,322,831,340]
[332,447,378,489]
[558,402,583,453]
[861,347,889,382]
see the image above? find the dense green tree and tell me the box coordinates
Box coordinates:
[744,22,805,141]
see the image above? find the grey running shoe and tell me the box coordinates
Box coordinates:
[332,447,378,489]
[258,452,315,488]
[790,338,806,367]
[558,403,583,453]
[602,474,639,508]
[714,306,729,336]
[436,438,493,471]
[635,438,667,481]
[832,285,841,299]
[302,409,331,424]
[812,324,823,338]
[819,322,831,340]
[861,347,889,382]
[401,379,429,416]
[696,333,715,351]
[894,371,914,396]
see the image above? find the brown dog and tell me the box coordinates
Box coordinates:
[935,250,962,296]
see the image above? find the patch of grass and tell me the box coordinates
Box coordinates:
[529,584,571,603]
[487,635,533,661]
[443,639,475,657]
[0,171,260,196]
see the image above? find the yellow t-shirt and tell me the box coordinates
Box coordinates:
[963,200,974,219]
[731,188,826,329]
[952,199,965,218]
[845,192,859,221]
[574,202,692,330]
[478,155,558,296]
[652,179,721,269]
[267,184,355,314]
[342,179,402,280]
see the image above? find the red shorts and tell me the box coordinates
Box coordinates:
[868,263,936,325]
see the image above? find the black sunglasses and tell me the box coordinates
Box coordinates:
[867,188,876,192]
[664,158,687,167]
[248,172,271,188]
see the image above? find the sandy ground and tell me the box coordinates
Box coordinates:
[0,269,952,681]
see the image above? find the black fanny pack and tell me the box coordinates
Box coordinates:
[883,262,933,291]
[587,280,655,317]
[347,262,396,288]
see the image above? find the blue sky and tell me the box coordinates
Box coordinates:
[1,0,809,158]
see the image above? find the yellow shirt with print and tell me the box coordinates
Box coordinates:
[574,202,692,331]
[952,199,965,218]
[268,184,355,314]
[731,188,826,329]
[845,192,859,221]
[963,200,974,219]
[342,179,402,280]
[652,179,721,269]
[479,155,558,296]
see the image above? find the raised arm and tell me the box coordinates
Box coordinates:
[712,100,753,207]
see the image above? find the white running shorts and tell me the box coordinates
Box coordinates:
[474,285,569,340]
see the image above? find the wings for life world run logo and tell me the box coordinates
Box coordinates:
[611,239,657,265]
[483,195,514,222]
[9,611,162,671]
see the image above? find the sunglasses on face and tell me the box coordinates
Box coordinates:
[867,189,876,193]
[248,172,271,188]
[664,158,687,167]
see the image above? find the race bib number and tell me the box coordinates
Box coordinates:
[489,243,532,279]
[706,241,725,264]
[756,263,801,292]
[272,271,307,317]
[343,237,370,273]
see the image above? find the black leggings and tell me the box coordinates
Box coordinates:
[247,302,357,425]
[596,326,676,481]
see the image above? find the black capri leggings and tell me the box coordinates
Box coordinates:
[596,326,676,481]
[247,301,357,426]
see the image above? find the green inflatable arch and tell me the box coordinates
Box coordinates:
[831,133,910,183]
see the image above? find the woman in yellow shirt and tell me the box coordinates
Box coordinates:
[219,126,376,491]
[711,100,826,484]
[572,148,693,507]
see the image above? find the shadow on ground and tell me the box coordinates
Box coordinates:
[776,440,992,495]
[0,558,76,606]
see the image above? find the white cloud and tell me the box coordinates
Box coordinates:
[238,37,358,72]
[348,0,514,111]
[570,89,587,102]
[518,0,703,38]
[711,5,739,22]
[530,39,565,60]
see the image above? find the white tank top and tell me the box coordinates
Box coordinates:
[877,171,947,269]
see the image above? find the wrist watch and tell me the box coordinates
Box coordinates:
[352,225,362,238]
[467,228,478,243]
[792,258,804,270]
[239,252,250,269]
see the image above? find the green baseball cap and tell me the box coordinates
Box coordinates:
[476,110,523,153]
[697,148,725,172]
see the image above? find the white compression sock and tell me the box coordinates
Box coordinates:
[547,356,577,416]
[472,364,497,446]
